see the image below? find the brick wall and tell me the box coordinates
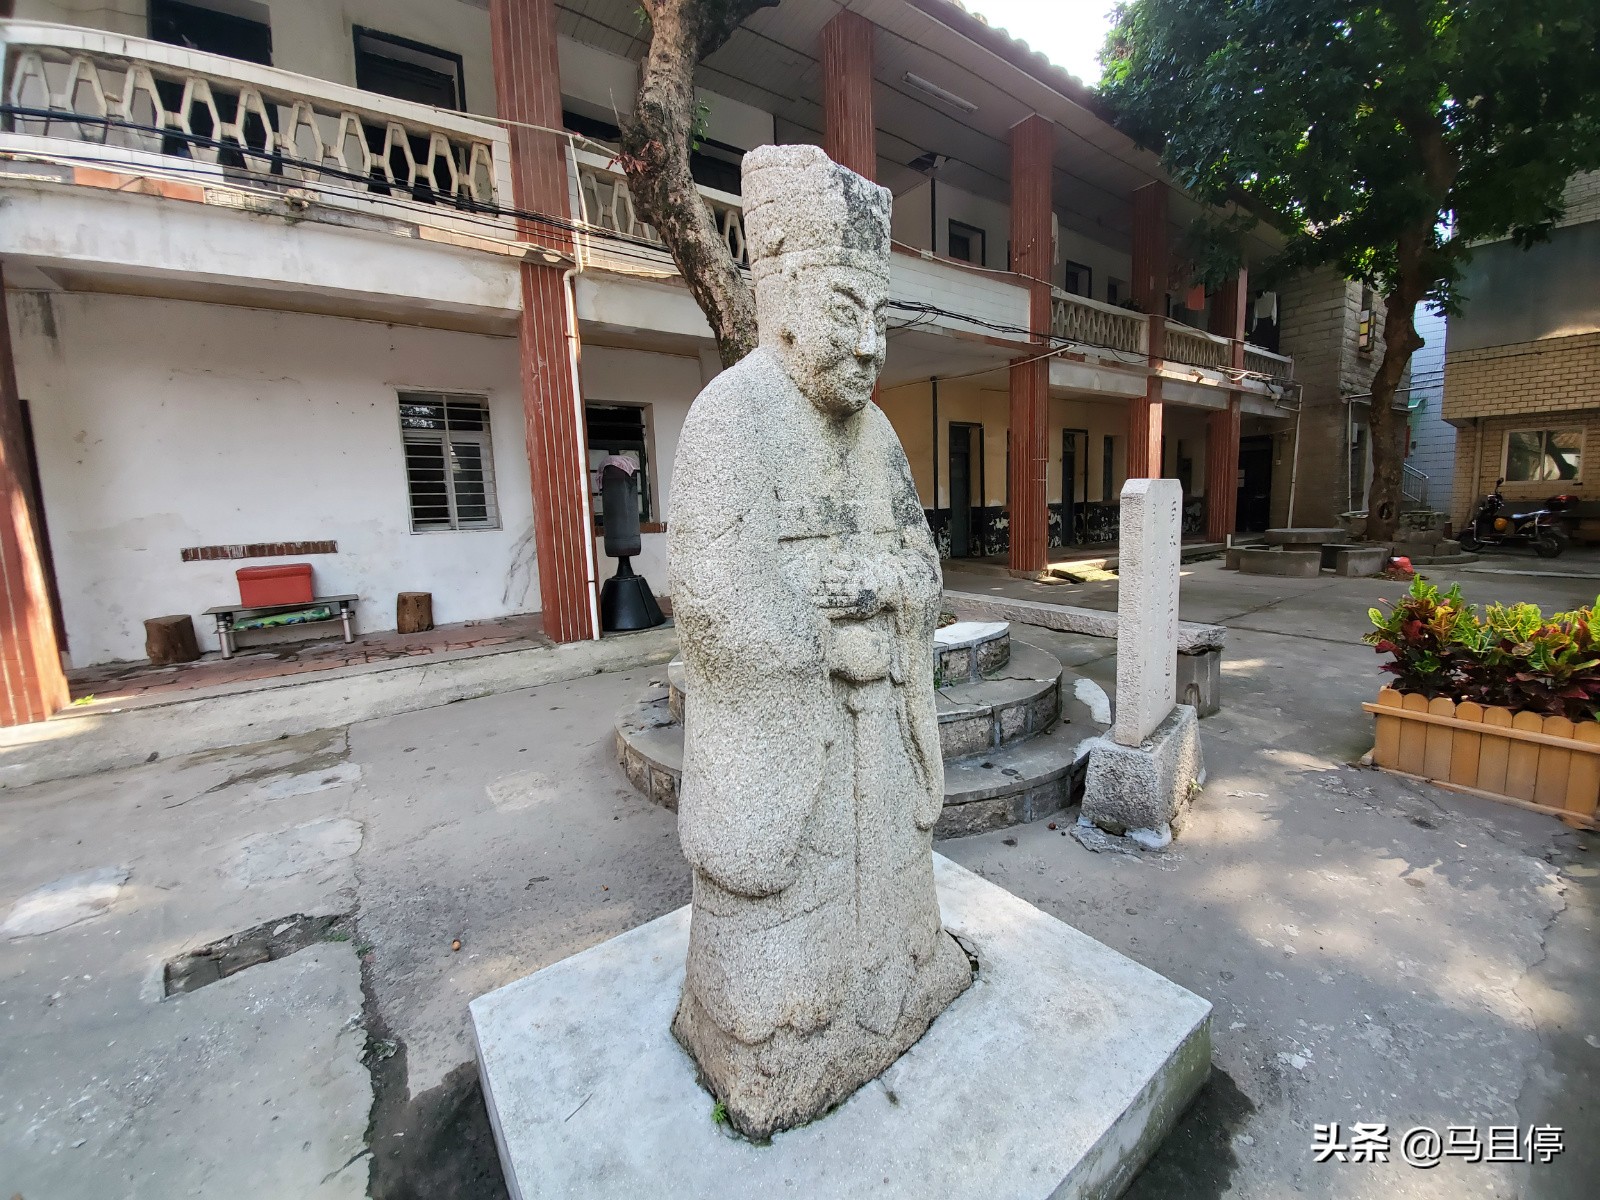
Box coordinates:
[1277,267,1390,523]
[1448,408,1600,526]
[1558,170,1600,230]
[1442,332,1600,421]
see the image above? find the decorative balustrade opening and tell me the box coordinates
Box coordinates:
[572,150,748,268]
[1243,344,1295,382]
[1163,322,1233,371]
[1049,290,1147,357]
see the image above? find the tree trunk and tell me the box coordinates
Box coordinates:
[397,591,434,634]
[1364,263,1427,543]
[619,0,778,368]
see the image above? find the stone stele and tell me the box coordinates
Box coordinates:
[665,143,972,1141]
[1112,477,1182,747]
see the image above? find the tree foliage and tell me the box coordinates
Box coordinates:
[1100,0,1600,536]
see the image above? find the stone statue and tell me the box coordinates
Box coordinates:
[667,144,973,1141]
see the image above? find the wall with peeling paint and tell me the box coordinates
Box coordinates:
[9,290,542,665]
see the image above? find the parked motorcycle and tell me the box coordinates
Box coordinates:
[1457,479,1576,558]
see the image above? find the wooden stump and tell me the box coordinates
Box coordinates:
[144,614,200,665]
[397,591,434,634]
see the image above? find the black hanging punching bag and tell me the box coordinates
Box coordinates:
[598,459,665,632]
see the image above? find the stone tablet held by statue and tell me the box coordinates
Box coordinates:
[667,144,973,1140]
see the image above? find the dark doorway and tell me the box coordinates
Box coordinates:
[1237,435,1274,533]
[1061,427,1087,545]
[150,0,272,64]
[353,27,465,110]
[19,401,66,650]
[948,422,984,558]
[149,0,273,166]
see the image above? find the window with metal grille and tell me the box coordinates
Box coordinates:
[399,393,500,532]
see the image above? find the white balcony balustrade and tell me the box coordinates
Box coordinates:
[1,20,512,233]
[1162,322,1234,371]
[1050,289,1149,357]
[1243,343,1295,382]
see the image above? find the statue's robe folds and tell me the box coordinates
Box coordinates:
[668,347,972,1140]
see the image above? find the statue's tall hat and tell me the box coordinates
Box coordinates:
[741,144,892,283]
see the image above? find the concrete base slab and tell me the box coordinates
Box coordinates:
[1083,704,1204,840]
[470,855,1212,1200]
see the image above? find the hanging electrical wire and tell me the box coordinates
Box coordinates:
[0,103,1292,387]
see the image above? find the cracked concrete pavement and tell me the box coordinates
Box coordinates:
[0,559,1595,1198]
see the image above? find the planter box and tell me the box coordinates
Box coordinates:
[1364,687,1599,829]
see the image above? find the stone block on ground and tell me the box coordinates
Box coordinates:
[1177,648,1221,718]
[943,592,1227,654]
[470,855,1212,1200]
[1237,548,1321,577]
[1083,704,1204,841]
[1223,542,1266,570]
[1264,527,1343,547]
[1334,547,1389,577]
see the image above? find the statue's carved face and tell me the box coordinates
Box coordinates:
[773,266,889,417]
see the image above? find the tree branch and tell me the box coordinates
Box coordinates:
[618,0,779,367]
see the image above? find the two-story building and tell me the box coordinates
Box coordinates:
[1444,171,1600,534]
[0,0,1297,727]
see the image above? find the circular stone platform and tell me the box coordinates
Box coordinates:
[617,625,1108,837]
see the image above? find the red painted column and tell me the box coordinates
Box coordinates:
[490,0,596,642]
[821,10,876,180]
[0,265,68,725]
[1206,269,1248,542]
[1008,114,1054,575]
[1128,182,1168,479]
[1205,399,1242,542]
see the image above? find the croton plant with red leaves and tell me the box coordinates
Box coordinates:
[1365,577,1600,721]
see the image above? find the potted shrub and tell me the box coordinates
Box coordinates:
[1363,577,1600,827]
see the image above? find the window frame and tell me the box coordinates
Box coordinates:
[352,25,466,111]
[149,0,273,65]
[398,391,502,534]
[1063,260,1093,299]
[947,219,986,267]
[1501,427,1585,485]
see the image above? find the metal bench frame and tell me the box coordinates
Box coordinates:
[203,594,359,659]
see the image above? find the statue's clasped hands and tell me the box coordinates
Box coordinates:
[814,553,888,618]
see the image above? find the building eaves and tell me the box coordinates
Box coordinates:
[907,0,1115,123]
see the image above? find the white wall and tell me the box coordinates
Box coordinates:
[1056,223,1132,306]
[9,290,540,665]
[889,179,1011,272]
[1406,304,1454,501]
[581,344,705,598]
[557,35,774,153]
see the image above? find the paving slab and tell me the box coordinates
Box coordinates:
[471,854,1211,1200]
[0,944,371,1199]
